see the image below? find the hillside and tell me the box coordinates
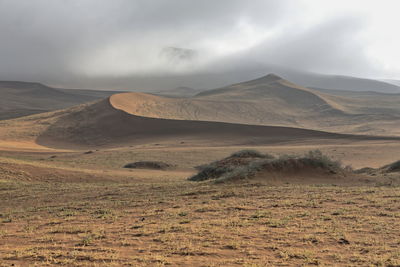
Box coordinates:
[1,74,399,149]
[109,74,400,135]
[37,98,380,149]
[0,97,394,150]
[284,72,400,93]
[0,81,117,120]
[99,63,400,94]
[152,86,203,98]
[311,87,400,115]
[382,79,400,87]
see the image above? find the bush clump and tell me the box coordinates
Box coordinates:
[383,160,400,173]
[189,150,272,182]
[189,149,344,183]
[229,149,274,159]
[124,161,172,170]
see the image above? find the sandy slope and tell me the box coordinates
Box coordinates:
[0,74,398,150]
[110,74,400,135]
[29,97,396,149]
[0,81,117,120]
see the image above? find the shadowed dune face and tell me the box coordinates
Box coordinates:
[36,98,399,149]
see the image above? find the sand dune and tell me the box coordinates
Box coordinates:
[110,74,400,135]
[31,97,397,149]
[0,74,398,150]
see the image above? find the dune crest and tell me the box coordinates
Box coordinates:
[109,74,400,136]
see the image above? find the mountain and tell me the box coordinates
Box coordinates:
[0,81,119,120]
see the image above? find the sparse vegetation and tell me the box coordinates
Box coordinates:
[1,176,400,266]
[229,149,274,159]
[123,161,173,170]
[383,160,400,172]
[190,149,344,182]
[1,141,399,266]
[354,159,400,175]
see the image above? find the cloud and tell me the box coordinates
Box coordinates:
[247,16,376,76]
[0,0,398,89]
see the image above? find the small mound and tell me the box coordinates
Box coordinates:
[189,150,344,183]
[123,161,172,170]
[191,150,275,181]
[382,160,400,173]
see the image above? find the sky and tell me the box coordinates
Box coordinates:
[0,0,400,89]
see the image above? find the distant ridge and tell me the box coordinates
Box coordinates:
[0,81,118,120]
[0,81,49,89]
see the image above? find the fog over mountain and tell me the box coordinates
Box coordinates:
[1,0,400,90]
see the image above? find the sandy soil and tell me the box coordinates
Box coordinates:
[0,75,399,265]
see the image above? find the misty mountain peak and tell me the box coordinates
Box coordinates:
[260,73,283,82]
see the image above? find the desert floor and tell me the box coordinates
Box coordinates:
[1,140,400,266]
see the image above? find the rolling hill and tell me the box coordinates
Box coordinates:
[109,74,400,135]
[98,62,400,94]
[1,74,399,150]
[283,72,400,93]
[0,81,119,120]
[5,97,392,150]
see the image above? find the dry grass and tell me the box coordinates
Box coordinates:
[1,173,400,266]
[1,143,400,266]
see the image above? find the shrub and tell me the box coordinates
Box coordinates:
[188,149,345,183]
[215,160,267,183]
[354,167,376,174]
[304,150,342,170]
[383,160,400,172]
[229,149,274,159]
[189,164,233,181]
[123,161,172,170]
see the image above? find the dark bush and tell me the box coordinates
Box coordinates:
[229,149,274,159]
[383,160,400,172]
[188,150,344,183]
[354,167,376,174]
[189,165,233,181]
[124,161,172,170]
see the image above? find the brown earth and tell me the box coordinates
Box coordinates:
[0,74,399,266]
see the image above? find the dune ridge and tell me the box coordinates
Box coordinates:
[31,96,398,149]
[109,74,400,136]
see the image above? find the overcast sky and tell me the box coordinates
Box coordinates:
[0,0,400,89]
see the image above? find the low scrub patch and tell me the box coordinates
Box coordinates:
[124,161,173,170]
[382,160,400,173]
[230,149,274,159]
[355,160,400,174]
[189,149,344,183]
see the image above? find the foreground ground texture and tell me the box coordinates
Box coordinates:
[1,176,400,266]
[1,143,400,266]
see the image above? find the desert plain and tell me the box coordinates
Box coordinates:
[0,75,400,266]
